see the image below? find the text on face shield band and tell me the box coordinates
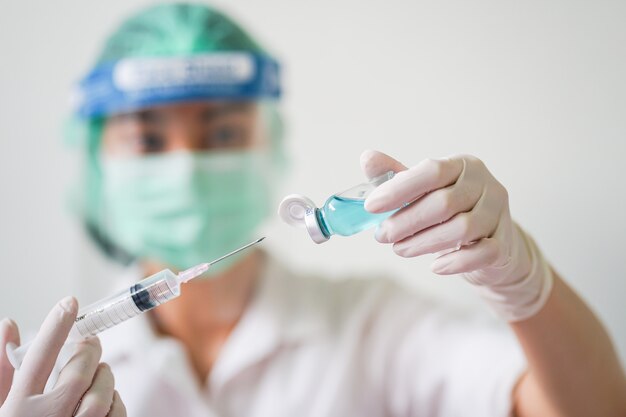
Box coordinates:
[72,52,281,118]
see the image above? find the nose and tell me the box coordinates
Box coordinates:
[166,121,206,153]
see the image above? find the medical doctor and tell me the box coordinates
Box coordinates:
[2,3,625,417]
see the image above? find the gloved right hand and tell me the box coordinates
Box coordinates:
[362,150,553,322]
[0,297,127,417]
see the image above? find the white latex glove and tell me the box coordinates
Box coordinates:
[362,150,553,322]
[0,297,127,417]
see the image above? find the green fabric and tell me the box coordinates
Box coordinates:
[95,3,266,64]
[68,3,287,265]
[100,151,272,272]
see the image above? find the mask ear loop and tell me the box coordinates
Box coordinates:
[259,101,287,175]
[84,221,136,266]
[73,117,136,267]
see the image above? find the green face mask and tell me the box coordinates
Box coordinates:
[100,151,271,272]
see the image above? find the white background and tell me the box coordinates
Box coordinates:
[1,0,624,364]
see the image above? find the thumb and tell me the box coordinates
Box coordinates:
[360,149,408,180]
[0,318,20,405]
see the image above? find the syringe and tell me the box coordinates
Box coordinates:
[7,237,265,369]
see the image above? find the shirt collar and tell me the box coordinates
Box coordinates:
[209,255,329,388]
[99,253,329,391]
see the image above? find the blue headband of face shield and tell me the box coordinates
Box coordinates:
[72,52,281,118]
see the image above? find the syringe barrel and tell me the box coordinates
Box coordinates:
[6,269,180,369]
[75,269,180,337]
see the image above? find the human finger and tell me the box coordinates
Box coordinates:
[12,297,77,396]
[73,363,115,417]
[51,337,102,413]
[106,391,127,417]
[431,238,502,275]
[365,156,465,213]
[391,205,499,258]
[375,180,483,243]
[365,157,465,213]
[0,318,20,404]
[359,149,408,180]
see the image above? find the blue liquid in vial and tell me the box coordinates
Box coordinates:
[318,196,396,237]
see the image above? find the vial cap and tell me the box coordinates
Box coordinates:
[278,194,329,243]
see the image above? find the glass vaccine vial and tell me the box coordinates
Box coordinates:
[278,171,396,243]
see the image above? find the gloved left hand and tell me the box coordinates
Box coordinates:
[0,298,127,417]
[361,150,553,322]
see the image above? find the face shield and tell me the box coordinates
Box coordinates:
[70,52,284,272]
[72,52,280,119]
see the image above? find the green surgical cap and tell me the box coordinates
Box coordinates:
[96,3,266,63]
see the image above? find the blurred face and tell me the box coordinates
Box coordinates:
[97,100,274,271]
[101,101,264,157]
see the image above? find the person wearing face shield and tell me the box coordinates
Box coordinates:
[2,3,625,417]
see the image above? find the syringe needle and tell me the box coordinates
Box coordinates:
[209,237,266,266]
[178,237,266,283]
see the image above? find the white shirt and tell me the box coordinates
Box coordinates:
[99,256,526,417]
